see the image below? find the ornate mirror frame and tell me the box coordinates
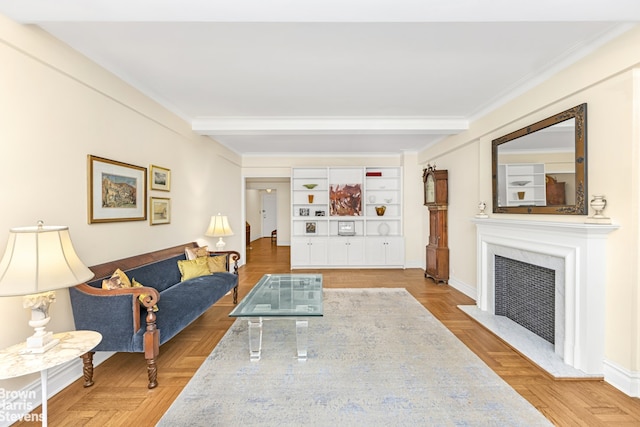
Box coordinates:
[492,103,587,214]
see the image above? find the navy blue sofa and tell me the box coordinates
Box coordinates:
[69,243,239,389]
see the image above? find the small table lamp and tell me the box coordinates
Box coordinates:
[0,221,94,353]
[205,214,234,251]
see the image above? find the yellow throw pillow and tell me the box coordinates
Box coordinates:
[185,246,209,260]
[177,257,211,281]
[206,255,227,273]
[101,268,131,290]
[132,279,159,312]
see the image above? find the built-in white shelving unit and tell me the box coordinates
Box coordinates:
[291,166,404,268]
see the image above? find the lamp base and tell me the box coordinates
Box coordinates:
[216,237,227,251]
[23,292,59,353]
[26,330,59,353]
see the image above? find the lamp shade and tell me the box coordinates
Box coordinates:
[0,223,94,297]
[205,214,234,237]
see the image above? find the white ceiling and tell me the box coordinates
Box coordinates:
[1,0,639,156]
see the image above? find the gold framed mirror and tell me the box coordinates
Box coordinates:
[492,103,587,214]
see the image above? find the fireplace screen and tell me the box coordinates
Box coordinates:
[494,255,555,344]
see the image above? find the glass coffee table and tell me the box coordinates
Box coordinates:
[229,274,323,361]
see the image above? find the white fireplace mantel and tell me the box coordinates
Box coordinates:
[471,218,619,375]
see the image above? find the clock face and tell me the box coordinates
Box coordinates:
[425,174,435,204]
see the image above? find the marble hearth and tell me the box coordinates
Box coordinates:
[462,218,618,378]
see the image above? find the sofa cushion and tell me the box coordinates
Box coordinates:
[185,245,208,260]
[131,272,238,350]
[177,257,211,281]
[206,255,227,273]
[101,268,131,290]
[124,254,185,293]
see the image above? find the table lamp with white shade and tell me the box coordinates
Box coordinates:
[205,214,234,251]
[0,221,94,353]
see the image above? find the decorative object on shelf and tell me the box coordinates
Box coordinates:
[338,221,355,236]
[150,197,171,225]
[303,184,318,189]
[205,213,234,250]
[330,184,362,216]
[511,181,531,186]
[299,208,310,216]
[150,164,171,191]
[368,195,376,203]
[384,198,393,203]
[308,194,314,203]
[375,206,386,216]
[517,191,525,200]
[305,221,317,234]
[475,201,489,219]
[88,155,147,223]
[0,221,94,353]
[315,210,325,216]
[586,195,611,224]
[366,171,382,177]
[378,222,390,236]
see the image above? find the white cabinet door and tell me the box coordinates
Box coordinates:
[290,237,310,266]
[329,237,365,265]
[291,237,328,266]
[365,237,387,266]
[384,237,405,266]
[365,237,404,266]
[308,238,328,265]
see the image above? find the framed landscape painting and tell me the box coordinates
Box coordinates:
[150,197,171,225]
[150,164,171,191]
[88,155,147,223]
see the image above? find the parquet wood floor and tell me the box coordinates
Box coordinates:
[16,238,640,426]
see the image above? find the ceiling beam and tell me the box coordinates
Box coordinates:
[192,117,468,136]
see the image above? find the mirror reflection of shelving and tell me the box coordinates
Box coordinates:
[497,163,547,207]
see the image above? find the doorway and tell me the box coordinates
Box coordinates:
[262,192,277,238]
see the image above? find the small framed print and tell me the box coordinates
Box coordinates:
[150,164,171,191]
[150,197,171,225]
[305,221,317,234]
[338,221,355,236]
[315,210,325,216]
[299,208,310,216]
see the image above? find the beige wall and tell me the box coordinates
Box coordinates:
[0,15,242,391]
[418,27,640,379]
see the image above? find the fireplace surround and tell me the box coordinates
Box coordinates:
[466,218,618,377]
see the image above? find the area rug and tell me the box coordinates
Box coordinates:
[158,288,551,426]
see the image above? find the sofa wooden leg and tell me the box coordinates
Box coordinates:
[233,285,238,304]
[147,358,158,389]
[80,351,95,387]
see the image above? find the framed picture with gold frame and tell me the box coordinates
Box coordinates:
[88,155,147,223]
[150,164,171,191]
[150,197,171,225]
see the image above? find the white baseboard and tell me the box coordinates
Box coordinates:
[403,260,422,269]
[0,351,113,427]
[447,276,477,300]
[603,358,640,397]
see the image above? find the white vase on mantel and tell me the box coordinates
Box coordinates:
[586,195,611,224]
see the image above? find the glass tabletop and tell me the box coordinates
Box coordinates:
[229,274,323,317]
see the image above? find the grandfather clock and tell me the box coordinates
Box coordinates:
[423,165,449,284]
